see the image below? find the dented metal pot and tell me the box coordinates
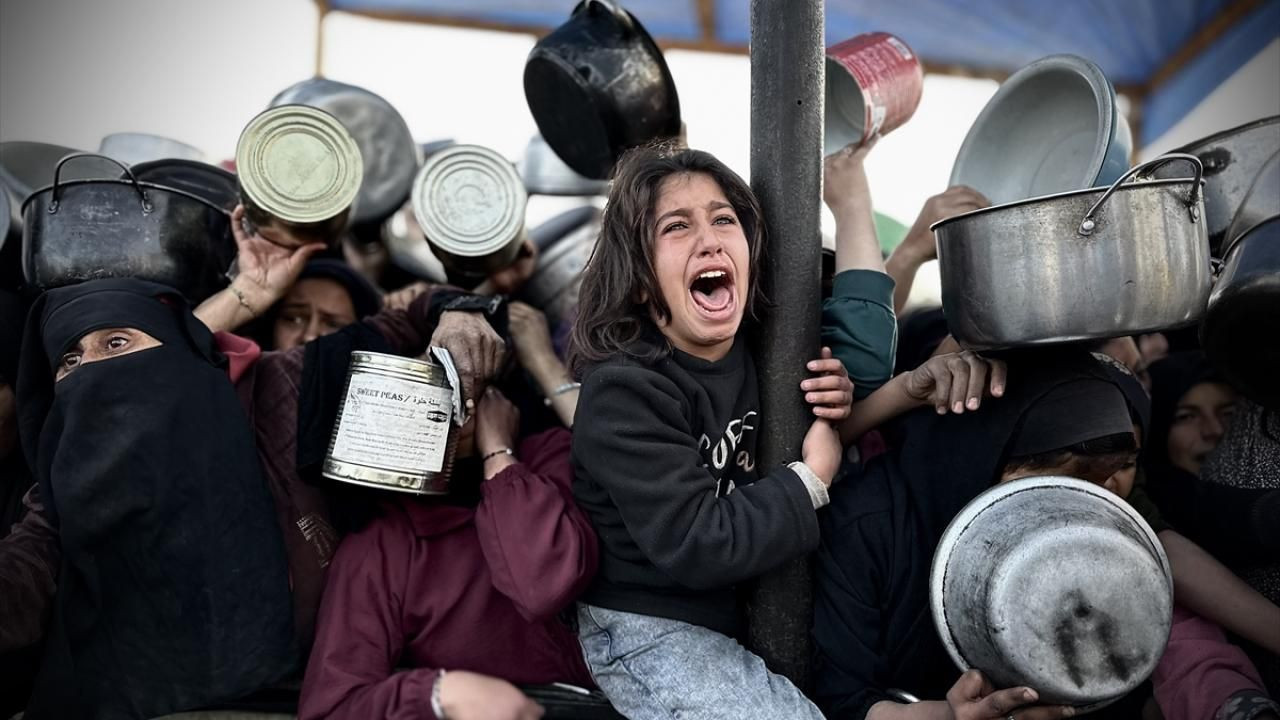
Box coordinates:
[930,476,1173,710]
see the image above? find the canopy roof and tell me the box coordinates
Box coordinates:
[322,0,1280,144]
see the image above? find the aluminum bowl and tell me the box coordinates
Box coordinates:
[930,477,1172,710]
[950,55,1132,205]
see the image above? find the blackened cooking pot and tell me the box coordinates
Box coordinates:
[524,0,681,180]
[22,154,235,302]
[1202,216,1280,409]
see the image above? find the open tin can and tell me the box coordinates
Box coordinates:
[824,32,923,155]
[323,351,459,495]
[412,144,528,278]
[236,105,363,244]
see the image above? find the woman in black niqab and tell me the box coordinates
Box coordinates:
[16,278,295,719]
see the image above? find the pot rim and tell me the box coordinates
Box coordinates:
[949,54,1118,199]
[929,475,1171,711]
[929,176,1199,232]
[21,177,233,217]
[1172,114,1280,154]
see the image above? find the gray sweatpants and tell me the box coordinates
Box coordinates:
[576,603,825,720]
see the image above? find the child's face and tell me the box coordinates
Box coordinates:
[650,172,750,362]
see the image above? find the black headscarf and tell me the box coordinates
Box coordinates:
[296,258,384,319]
[1,288,31,535]
[16,279,295,719]
[0,288,24,387]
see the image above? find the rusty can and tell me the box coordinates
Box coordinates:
[322,351,459,495]
[824,32,924,155]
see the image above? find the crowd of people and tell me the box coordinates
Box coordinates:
[0,122,1277,720]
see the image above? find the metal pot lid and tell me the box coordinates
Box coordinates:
[127,159,239,211]
[950,55,1121,205]
[98,132,205,166]
[0,141,118,202]
[270,77,419,225]
[236,105,363,224]
[412,145,527,259]
[930,477,1172,709]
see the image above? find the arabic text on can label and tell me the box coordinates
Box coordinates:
[331,372,453,473]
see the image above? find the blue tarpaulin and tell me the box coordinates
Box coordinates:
[325,0,1280,143]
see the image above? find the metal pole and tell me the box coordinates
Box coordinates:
[746,0,825,689]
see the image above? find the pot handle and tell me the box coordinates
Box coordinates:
[1078,153,1203,236]
[48,152,152,215]
[582,0,635,35]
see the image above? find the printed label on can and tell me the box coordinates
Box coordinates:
[330,372,454,473]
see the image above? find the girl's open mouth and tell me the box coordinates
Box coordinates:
[689,269,735,315]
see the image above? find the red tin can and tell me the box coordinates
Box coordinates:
[824,32,924,155]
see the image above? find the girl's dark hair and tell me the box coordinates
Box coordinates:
[568,143,766,376]
[1003,431,1138,480]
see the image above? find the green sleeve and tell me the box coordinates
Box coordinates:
[821,270,897,399]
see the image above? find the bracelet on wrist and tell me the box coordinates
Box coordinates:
[482,447,514,462]
[543,381,581,406]
[227,283,259,318]
[431,668,448,719]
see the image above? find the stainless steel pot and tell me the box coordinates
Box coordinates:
[1154,115,1280,255]
[522,206,601,328]
[1202,216,1280,409]
[930,477,1172,710]
[22,154,235,302]
[934,154,1211,351]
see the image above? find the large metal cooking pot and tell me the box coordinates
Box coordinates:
[950,55,1132,206]
[98,132,205,166]
[930,477,1172,710]
[1202,216,1280,409]
[1153,115,1280,256]
[524,0,681,180]
[270,77,419,226]
[22,154,235,302]
[934,154,1210,351]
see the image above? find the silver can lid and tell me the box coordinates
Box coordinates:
[412,144,527,259]
[236,105,363,224]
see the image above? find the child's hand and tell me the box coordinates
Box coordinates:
[822,138,877,215]
[905,350,1007,415]
[802,347,855,420]
[802,418,843,487]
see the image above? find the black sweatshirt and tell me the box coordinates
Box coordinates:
[571,339,820,637]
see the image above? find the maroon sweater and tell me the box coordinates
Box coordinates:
[298,427,597,720]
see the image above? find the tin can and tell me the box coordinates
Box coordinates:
[824,32,924,156]
[322,351,459,495]
[236,105,363,244]
[412,144,528,278]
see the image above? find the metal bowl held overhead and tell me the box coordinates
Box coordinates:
[21,154,236,302]
[98,132,205,166]
[930,476,1172,710]
[524,0,681,180]
[413,144,528,278]
[934,154,1211,351]
[950,55,1132,205]
[1153,116,1280,256]
[1202,215,1280,409]
[270,77,419,225]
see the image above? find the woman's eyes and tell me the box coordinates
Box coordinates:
[1173,411,1197,423]
[105,335,130,351]
[59,352,82,371]
[280,314,307,327]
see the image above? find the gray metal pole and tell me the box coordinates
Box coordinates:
[746,0,825,689]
